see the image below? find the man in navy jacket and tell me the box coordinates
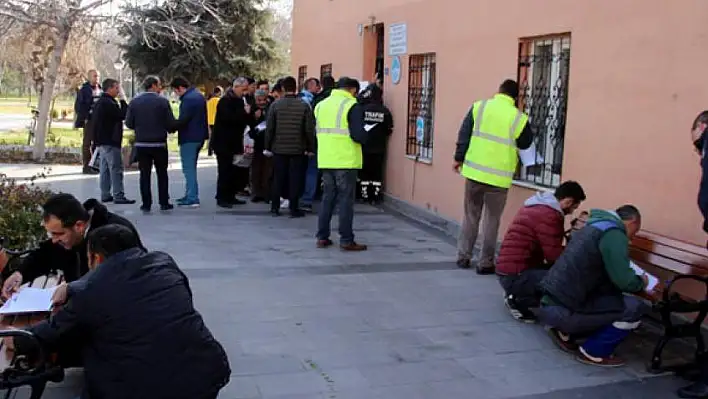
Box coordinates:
[74,69,101,174]
[170,77,209,207]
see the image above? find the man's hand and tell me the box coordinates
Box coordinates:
[2,271,22,300]
[244,104,251,114]
[452,161,462,173]
[263,150,273,158]
[51,283,69,307]
[640,274,649,288]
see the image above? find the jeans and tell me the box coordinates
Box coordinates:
[180,141,203,202]
[317,169,357,244]
[137,146,169,207]
[498,269,548,309]
[271,154,307,212]
[301,156,318,206]
[457,178,509,269]
[98,145,125,200]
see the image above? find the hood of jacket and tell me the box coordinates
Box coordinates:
[524,191,562,214]
[83,198,110,224]
[587,209,626,232]
[357,84,383,105]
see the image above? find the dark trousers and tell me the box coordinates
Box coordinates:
[137,146,169,207]
[271,154,307,212]
[251,151,273,199]
[234,166,250,193]
[215,152,236,202]
[359,153,385,201]
[498,269,547,309]
[81,119,94,168]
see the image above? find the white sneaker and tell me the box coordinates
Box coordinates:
[280,199,289,209]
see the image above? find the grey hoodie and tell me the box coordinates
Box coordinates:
[524,191,562,214]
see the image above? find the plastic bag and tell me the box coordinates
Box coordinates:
[233,126,254,168]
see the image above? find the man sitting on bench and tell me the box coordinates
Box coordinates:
[496,181,586,323]
[538,205,651,367]
[7,224,231,398]
[0,193,144,296]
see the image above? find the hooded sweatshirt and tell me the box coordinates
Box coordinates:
[496,192,566,275]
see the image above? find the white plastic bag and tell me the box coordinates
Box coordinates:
[233,126,254,168]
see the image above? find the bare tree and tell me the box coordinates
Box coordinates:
[0,0,226,160]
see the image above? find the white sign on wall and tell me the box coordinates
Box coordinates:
[388,23,408,56]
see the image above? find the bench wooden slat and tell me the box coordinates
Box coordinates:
[633,235,708,272]
[637,232,708,257]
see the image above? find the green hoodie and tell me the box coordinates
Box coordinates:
[589,209,645,293]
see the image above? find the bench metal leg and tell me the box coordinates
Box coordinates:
[29,381,47,399]
[649,336,670,373]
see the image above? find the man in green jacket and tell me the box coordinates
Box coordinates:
[538,206,650,367]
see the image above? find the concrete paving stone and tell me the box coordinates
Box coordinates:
[218,376,261,399]
[358,359,472,387]
[228,354,308,376]
[252,371,331,397]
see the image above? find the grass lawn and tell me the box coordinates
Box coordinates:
[0,127,181,152]
[0,98,75,116]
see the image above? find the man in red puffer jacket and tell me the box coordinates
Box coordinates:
[496,181,586,323]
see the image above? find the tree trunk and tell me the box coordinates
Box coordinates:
[33,25,70,161]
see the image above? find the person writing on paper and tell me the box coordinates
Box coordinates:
[1,193,144,297]
[538,205,653,367]
[211,77,252,208]
[496,181,587,323]
[8,224,231,399]
[453,79,534,273]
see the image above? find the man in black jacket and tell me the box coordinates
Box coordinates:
[93,78,135,204]
[74,69,101,174]
[10,224,230,399]
[1,193,144,297]
[125,76,176,212]
[212,77,252,208]
[357,84,393,203]
[265,76,316,218]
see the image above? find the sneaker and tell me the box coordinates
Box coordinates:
[317,239,333,248]
[576,346,625,368]
[114,198,136,205]
[83,167,99,175]
[476,265,495,275]
[280,198,289,209]
[140,205,151,212]
[504,295,537,323]
[341,242,368,251]
[177,200,200,208]
[547,327,579,353]
[270,208,281,217]
[160,204,174,211]
[217,201,233,209]
[456,258,471,269]
[101,196,114,203]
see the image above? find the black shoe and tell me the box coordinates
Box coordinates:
[251,197,266,203]
[476,266,496,275]
[456,258,471,269]
[289,210,306,218]
[83,167,99,175]
[114,198,136,205]
[270,208,280,217]
[160,204,174,211]
[678,382,708,398]
[231,198,247,205]
[140,205,151,212]
[217,201,233,209]
[504,295,537,323]
[300,204,313,213]
[101,196,114,203]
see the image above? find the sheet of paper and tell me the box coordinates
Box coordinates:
[518,142,544,167]
[0,287,57,315]
[629,261,659,292]
[255,121,266,131]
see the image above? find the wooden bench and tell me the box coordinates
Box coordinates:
[0,268,65,399]
[629,231,708,374]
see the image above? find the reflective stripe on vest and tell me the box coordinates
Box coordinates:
[315,90,362,169]
[462,99,523,178]
[316,99,352,135]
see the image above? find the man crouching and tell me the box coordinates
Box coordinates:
[538,205,650,367]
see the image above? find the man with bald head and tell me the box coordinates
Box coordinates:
[74,69,101,174]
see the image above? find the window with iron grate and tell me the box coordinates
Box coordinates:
[320,64,332,82]
[516,34,571,188]
[406,53,436,161]
[297,66,307,91]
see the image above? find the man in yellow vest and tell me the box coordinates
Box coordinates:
[315,77,368,251]
[453,79,534,274]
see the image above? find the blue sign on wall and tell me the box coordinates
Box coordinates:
[415,116,425,142]
[391,56,402,85]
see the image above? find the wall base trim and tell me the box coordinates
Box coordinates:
[381,193,461,240]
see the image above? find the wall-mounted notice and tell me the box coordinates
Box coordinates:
[388,23,408,56]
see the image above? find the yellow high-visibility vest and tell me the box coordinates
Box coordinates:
[314,89,362,169]
[461,93,528,188]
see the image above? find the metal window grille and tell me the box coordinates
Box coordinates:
[516,35,571,187]
[298,66,307,91]
[406,53,436,160]
[320,64,332,82]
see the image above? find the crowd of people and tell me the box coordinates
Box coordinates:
[73,70,394,218]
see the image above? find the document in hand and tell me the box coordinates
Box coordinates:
[0,287,57,315]
[629,261,659,292]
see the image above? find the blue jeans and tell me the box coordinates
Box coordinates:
[98,145,125,200]
[316,169,357,244]
[301,157,318,206]
[180,141,203,202]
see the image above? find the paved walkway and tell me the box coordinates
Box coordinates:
[3,162,687,398]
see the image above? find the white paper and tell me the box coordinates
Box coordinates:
[255,121,266,131]
[519,142,544,167]
[0,287,57,315]
[629,261,659,292]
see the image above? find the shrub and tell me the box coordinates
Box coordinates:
[0,172,54,250]
[50,109,59,120]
